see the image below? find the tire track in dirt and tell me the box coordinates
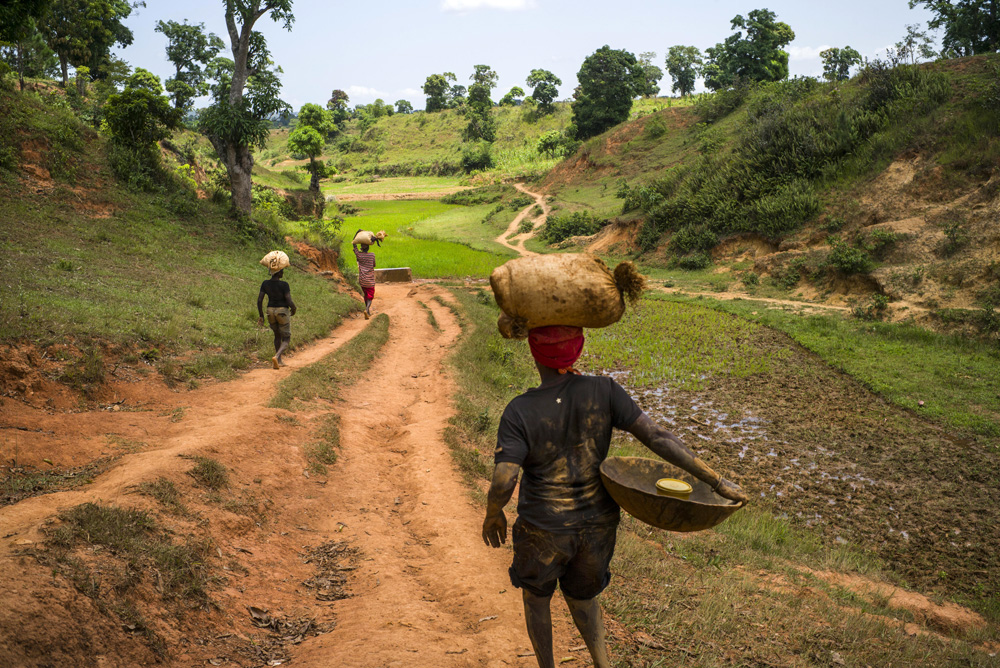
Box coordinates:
[292,283,580,667]
[495,183,550,257]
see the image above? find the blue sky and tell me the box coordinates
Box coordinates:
[116,0,937,111]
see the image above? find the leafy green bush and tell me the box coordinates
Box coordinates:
[103,84,181,190]
[828,237,875,274]
[670,224,718,254]
[675,251,712,270]
[540,211,605,243]
[643,115,668,139]
[461,140,493,172]
[621,61,952,257]
[852,293,890,320]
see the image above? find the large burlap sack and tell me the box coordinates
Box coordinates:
[352,230,387,246]
[490,254,645,339]
[260,250,290,274]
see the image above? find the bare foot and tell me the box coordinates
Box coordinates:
[364,311,370,320]
[271,356,279,369]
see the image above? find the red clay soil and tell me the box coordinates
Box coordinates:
[0,284,583,666]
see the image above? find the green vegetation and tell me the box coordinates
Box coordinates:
[619,59,960,257]
[582,296,789,389]
[49,502,212,601]
[337,200,511,280]
[572,46,647,140]
[2,456,117,507]
[666,293,1000,437]
[136,477,188,515]
[187,456,229,490]
[441,288,1000,664]
[305,414,341,475]
[0,86,359,386]
[322,175,464,196]
[270,313,390,410]
[539,210,606,244]
[416,300,441,332]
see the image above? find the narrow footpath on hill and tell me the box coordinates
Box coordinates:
[495,183,550,256]
[0,284,584,666]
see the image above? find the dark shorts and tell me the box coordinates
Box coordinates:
[363,286,375,301]
[508,517,618,600]
[267,307,291,338]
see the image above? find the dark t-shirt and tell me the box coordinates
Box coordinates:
[495,375,643,533]
[260,279,291,308]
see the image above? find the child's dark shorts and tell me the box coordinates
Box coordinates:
[508,517,618,600]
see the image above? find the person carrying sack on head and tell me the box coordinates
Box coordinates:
[257,268,297,369]
[482,324,749,668]
[352,229,377,319]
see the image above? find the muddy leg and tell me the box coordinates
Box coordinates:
[275,336,289,365]
[522,590,555,668]
[564,594,610,668]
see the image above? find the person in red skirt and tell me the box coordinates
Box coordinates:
[352,231,377,319]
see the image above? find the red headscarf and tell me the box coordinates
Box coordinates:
[528,325,585,373]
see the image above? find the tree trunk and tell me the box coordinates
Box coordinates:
[16,40,24,91]
[227,143,254,216]
[59,56,67,87]
[220,6,255,217]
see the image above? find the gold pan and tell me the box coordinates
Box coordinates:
[600,457,744,532]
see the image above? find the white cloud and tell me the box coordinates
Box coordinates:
[346,85,385,100]
[787,45,831,61]
[441,0,535,12]
[400,87,422,96]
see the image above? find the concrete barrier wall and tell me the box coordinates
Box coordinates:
[375,267,412,283]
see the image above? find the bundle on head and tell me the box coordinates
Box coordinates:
[490,253,647,339]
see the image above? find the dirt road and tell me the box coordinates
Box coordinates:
[0,284,583,666]
[495,184,550,256]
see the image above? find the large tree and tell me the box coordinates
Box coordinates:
[665,45,703,97]
[525,68,561,113]
[422,72,455,112]
[702,8,795,91]
[103,67,181,189]
[498,86,524,106]
[155,20,224,110]
[326,88,350,127]
[909,0,1000,55]
[820,46,862,81]
[570,46,645,140]
[199,0,293,217]
[637,51,663,97]
[287,102,330,208]
[464,64,497,141]
[0,0,51,89]
[42,0,142,89]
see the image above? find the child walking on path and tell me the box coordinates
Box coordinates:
[257,268,297,369]
[353,230,377,319]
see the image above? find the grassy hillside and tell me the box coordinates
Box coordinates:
[0,84,359,398]
[535,55,1000,336]
[254,97,686,185]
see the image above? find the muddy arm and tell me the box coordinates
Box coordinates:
[482,462,519,547]
[625,413,749,503]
